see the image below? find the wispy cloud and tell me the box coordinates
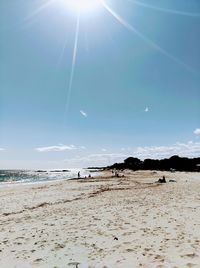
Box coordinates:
[64,153,129,167]
[145,107,149,112]
[121,147,131,151]
[61,141,200,168]
[133,141,200,159]
[80,110,88,117]
[35,144,85,152]
[63,141,200,167]
[109,142,200,160]
[194,128,200,135]
[101,148,107,152]
[0,148,5,151]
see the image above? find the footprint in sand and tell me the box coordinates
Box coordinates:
[54,243,65,250]
[68,261,80,267]
[32,258,44,264]
[181,253,199,259]
[154,254,165,262]
[186,263,197,268]
[123,241,131,245]
[126,248,134,252]
[186,253,199,258]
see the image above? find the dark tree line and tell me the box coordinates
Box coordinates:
[106,155,200,172]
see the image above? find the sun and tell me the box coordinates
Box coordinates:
[64,0,102,13]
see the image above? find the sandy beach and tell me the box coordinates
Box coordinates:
[0,170,200,268]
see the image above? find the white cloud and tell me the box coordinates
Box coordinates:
[80,110,87,117]
[0,148,5,151]
[62,141,200,167]
[101,148,107,152]
[35,144,84,152]
[133,141,200,159]
[64,153,128,167]
[194,128,200,135]
[145,107,149,112]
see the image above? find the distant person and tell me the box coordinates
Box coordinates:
[115,171,119,177]
[78,172,80,179]
[157,176,166,183]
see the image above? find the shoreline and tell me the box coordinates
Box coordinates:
[0,168,199,189]
[0,168,101,188]
[1,170,200,267]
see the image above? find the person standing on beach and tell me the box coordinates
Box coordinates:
[78,171,80,179]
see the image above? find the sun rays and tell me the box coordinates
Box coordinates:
[127,0,200,17]
[101,1,198,74]
[63,0,102,13]
[22,0,199,121]
[24,0,56,22]
[65,12,80,114]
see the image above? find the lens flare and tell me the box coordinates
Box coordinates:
[64,0,101,13]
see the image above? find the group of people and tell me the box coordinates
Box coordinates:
[77,172,91,179]
[111,169,125,178]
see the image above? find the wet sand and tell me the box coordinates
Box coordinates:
[0,170,200,268]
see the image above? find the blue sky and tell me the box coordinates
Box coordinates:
[0,0,200,169]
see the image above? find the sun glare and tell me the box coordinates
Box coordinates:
[64,0,102,13]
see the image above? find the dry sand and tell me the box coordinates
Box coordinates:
[0,170,200,268]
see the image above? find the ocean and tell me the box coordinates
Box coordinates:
[0,168,99,186]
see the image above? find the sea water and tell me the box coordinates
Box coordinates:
[0,168,99,186]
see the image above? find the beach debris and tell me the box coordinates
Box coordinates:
[68,262,80,268]
[114,237,119,240]
[169,179,176,182]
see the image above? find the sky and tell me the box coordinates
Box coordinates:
[0,0,200,169]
